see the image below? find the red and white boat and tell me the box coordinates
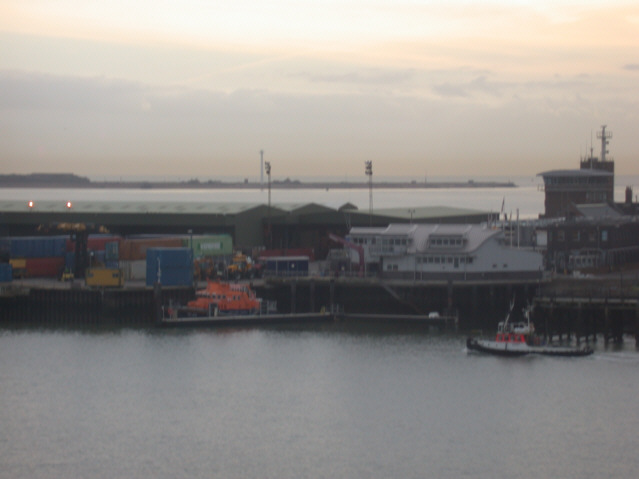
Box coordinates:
[466,303,593,357]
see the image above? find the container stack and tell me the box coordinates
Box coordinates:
[2,234,230,284]
[146,247,194,287]
[8,236,67,279]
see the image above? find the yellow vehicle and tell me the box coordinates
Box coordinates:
[85,268,124,287]
[60,269,74,282]
[226,254,262,279]
[9,258,26,279]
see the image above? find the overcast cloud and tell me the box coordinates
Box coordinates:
[1,1,638,179]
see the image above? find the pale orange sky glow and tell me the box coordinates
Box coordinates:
[1,1,638,180]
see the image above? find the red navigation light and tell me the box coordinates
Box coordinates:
[66,201,72,209]
[28,201,34,208]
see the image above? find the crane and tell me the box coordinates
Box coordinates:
[328,233,365,277]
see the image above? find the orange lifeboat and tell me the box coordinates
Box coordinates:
[185,280,261,316]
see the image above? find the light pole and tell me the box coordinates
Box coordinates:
[365,161,373,226]
[188,228,194,284]
[265,161,272,248]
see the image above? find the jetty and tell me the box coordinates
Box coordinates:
[0,173,516,190]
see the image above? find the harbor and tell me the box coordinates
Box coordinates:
[2,128,639,343]
[3,274,639,346]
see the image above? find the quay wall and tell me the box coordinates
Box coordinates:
[0,285,194,328]
[1,277,638,343]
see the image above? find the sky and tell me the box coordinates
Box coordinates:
[1,0,638,180]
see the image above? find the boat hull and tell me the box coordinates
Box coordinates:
[466,338,593,357]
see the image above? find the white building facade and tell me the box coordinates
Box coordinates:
[346,224,544,280]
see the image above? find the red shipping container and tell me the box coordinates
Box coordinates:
[25,257,65,278]
[120,238,184,261]
[66,236,122,252]
[88,236,122,252]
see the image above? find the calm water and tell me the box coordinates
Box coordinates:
[1,325,639,479]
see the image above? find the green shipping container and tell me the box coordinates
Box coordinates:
[184,235,233,258]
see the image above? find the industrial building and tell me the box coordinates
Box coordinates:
[0,200,496,259]
[346,223,544,280]
[538,125,615,218]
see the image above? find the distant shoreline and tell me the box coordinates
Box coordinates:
[0,173,517,189]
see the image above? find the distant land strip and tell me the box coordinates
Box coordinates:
[0,173,516,189]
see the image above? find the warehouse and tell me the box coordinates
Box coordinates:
[0,200,495,258]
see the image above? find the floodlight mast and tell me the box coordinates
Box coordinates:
[365,161,373,225]
[260,150,264,190]
[265,161,272,248]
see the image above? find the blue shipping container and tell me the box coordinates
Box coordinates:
[10,236,67,258]
[0,263,12,282]
[146,248,193,286]
[105,241,119,261]
[0,239,10,258]
[64,251,75,271]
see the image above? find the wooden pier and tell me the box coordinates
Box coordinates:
[533,296,639,345]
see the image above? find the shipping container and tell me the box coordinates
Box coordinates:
[85,268,124,287]
[64,251,75,271]
[263,256,309,277]
[88,235,121,252]
[65,235,123,253]
[10,236,67,258]
[146,247,193,286]
[105,260,119,269]
[24,257,65,278]
[90,250,106,266]
[184,235,233,258]
[120,260,147,281]
[120,237,184,261]
[0,239,9,261]
[0,263,12,283]
[105,241,119,261]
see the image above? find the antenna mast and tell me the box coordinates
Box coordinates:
[597,125,612,163]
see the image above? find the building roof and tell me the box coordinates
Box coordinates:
[0,200,281,215]
[374,205,491,220]
[574,203,623,219]
[537,169,613,178]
